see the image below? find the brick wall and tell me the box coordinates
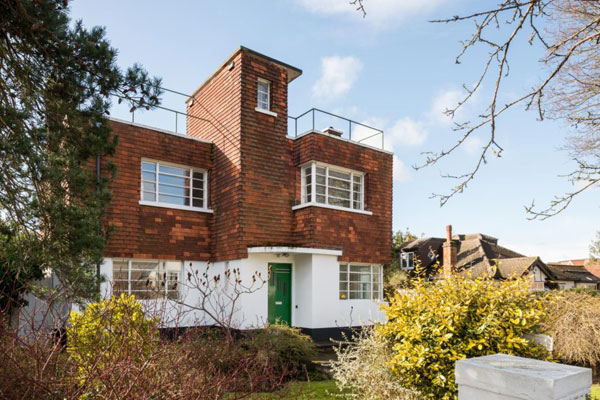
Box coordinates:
[103,121,213,260]
[238,51,296,250]
[107,47,393,266]
[292,132,393,264]
[186,51,244,261]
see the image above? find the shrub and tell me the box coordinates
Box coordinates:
[67,294,159,378]
[378,274,550,400]
[242,323,318,381]
[331,327,416,400]
[542,290,600,367]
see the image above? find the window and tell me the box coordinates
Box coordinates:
[301,162,364,211]
[400,252,415,270]
[113,260,180,300]
[257,79,270,111]
[339,264,382,300]
[141,160,207,210]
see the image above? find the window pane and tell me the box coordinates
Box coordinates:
[159,174,186,187]
[316,185,326,195]
[340,264,348,272]
[316,175,326,185]
[328,197,350,208]
[159,165,188,176]
[142,171,156,181]
[159,184,187,197]
[328,178,351,190]
[192,171,204,181]
[339,282,348,291]
[316,167,326,175]
[353,175,361,183]
[339,272,347,281]
[316,194,326,204]
[329,187,350,199]
[142,162,156,172]
[329,170,351,180]
[192,188,204,199]
[159,194,188,205]
[142,182,156,192]
[142,191,156,201]
[192,198,204,208]
[353,201,362,210]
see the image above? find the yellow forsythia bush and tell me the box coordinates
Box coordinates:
[378,274,550,400]
[67,294,159,379]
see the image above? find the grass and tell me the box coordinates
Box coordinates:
[253,380,348,399]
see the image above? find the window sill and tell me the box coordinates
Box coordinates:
[139,200,214,214]
[255,107,277,117]
[291,202,373,215]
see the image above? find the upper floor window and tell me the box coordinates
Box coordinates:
[400,252,415,270]
[141,160,208,211]
[113,260,180,300]
[339,264,382,300]
[301,162,364,211]
[257,78,270,111]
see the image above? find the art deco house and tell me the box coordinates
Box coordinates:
[98,47,393,340]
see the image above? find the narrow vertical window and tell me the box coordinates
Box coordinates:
[257,79,270,111]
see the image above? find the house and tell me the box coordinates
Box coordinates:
[550,259,600,280]
[98,47,393,341]
[398,225,600,290]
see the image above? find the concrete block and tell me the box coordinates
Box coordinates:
[455,354,591,400]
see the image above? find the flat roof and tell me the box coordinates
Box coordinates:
[186,46,302,103]
[109,117,212,144]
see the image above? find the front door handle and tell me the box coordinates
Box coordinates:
[275,301,282,305]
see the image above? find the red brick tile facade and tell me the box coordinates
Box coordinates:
[103,121,213,260]
[104,47,392,265]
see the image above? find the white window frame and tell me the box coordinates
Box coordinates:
[139,159,212,213]
[339,263,382,301]
[400,252,415,271]
[294,161,371,215]
[112,259,182,300]
[255,78,277,116]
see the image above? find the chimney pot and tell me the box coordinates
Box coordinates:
[446,224,452,242]
[443,224,457,276]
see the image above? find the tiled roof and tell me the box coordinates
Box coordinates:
[546,263,600,283]
[495,257,539,279]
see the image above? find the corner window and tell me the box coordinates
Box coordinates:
[339,264,381,300]
[400,252,415,270]
[257,78,270,111]
[141,160,208,211]
[113,260,181,300]
[301,162,364,211]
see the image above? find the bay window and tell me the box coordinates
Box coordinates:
[140,160,208,211]
[339,264,382,300]
[301,162,364,211]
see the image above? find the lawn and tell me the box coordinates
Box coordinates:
[254,380,347,399]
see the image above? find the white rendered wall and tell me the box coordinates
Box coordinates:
[100,254,386,330]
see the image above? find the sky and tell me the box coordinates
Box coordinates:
[69,0,600,261]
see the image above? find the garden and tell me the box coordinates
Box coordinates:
[3,274,600,399]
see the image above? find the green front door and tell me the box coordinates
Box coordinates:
[268,263,292,325]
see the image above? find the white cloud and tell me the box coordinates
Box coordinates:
[393,155,411,182]
[429,89,463,127]
[312,56,363,102]
[463,136,483,156]
[295,0,449,27]
[387,117,428,148]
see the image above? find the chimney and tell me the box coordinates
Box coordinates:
[442,224,458,276]
[323,126,343,137]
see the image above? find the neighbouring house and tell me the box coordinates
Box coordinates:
[398,225,600,291]
[97,47,393,341]
[550,259,600,280]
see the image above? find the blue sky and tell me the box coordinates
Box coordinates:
[70,0,600,261]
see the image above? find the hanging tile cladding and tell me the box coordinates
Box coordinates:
[292,132,393,265]
[103,121,213,260]
[186,51,245,261]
